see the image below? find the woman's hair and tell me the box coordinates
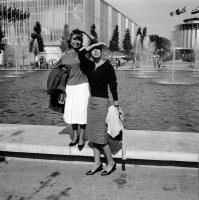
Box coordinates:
[67,29,83,49]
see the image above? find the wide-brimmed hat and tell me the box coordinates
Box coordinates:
[88,42,107,52]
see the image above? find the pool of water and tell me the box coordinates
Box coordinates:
[0,70,199,132]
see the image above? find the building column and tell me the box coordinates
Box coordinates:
[192,28,196,48]
[190,28,193,48]
[108,6,112,45]
[176,30,180,47]
[187,28,191,48]
[196,28,199,49]
[118,13,122,48]
[184,29,188,48]
[131,23,135,44]
[94,0,101,40]
[125,18,128,30]
[181,29,184,48]
[180,29,184,47]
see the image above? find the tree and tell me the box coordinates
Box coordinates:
[109,25,119,53]
[149,34,171,60]
[29,22,44,66]
[90,24,98,42]
[0,6,30,22]
[135,27,147,49]
[141,27,147,48]
[33,21,44,52]
[136,27,142,36]
[29,21,44,53]
[60,24,70,53]
[123,28,132,54]
[0,23,5,54]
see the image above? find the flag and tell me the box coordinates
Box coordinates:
[191,5,199,14]
[169,12,174,16]
[181,7,186,14]
[176,8,181,15]
[169,7,186,16]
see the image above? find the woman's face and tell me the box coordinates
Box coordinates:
[70,34,82,50]
[90,48,102,59]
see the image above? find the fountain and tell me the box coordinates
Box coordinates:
[132,31,154,78]
[191,35,199,78]
[155,46,199,85]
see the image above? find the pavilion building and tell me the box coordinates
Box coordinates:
[0,0,140,66]
[171,17,199,61]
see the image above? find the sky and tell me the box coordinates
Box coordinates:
[105,0,199,39]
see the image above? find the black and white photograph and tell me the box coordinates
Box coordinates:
[0,0,198,199]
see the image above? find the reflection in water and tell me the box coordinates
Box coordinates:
[0,70,199,132]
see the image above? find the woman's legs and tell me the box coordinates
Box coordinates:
[79,124,86,145]
[71,124,78,143]
[93,143,101,165]
[85,143,103,175]
[87,143,101,172]
[102,144,115,171]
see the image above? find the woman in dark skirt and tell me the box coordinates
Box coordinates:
[78,42,119,176]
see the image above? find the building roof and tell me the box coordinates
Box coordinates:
[102,0,140,27]
[183,17,199,23]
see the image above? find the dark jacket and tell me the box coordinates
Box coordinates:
[47,60,70,113]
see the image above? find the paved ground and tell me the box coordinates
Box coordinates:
[1,124,199,163]
[0,158,198,200]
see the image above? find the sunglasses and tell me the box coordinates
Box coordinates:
[72,36,82,41]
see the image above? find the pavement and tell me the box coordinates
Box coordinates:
[0,123,199,200]
[0,158,198,200]
[0,123,199,165]
[1,61,199,199]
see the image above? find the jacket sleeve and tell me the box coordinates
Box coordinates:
[108,62,118,101]
[78,48,92,74]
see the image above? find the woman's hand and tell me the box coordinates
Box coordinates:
[113,101,119,108]
[86,42,106,51]
[81,31,98,43]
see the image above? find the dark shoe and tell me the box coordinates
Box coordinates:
[86,163,103,175]
[0,157,6,162]
[69,136,79,147]
[78,143,85,151]
[101,163,116,176]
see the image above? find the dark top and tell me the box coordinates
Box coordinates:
[78,49,118,101]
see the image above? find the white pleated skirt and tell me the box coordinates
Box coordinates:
[63,82,90,124]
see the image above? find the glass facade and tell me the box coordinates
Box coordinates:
[111,8,118,32]
[100,0,108,44]
[0,0,139,66]
[1,0,84,45]
[1,0,139,47]
[84,0,95,32]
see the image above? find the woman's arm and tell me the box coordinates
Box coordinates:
[107,62,119,105]
[78,48,92,73]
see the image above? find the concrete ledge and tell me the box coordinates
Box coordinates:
[0,124,199,163]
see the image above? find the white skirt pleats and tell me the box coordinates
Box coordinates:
[63,82,90,124]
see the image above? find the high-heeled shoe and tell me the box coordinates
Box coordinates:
[78,143,85,151]
[86,163,103,175]
[69,136,79,147]
[101,163,116,176]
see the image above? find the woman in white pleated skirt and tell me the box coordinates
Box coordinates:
[61,29,90,151]
[63,82,89,125]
